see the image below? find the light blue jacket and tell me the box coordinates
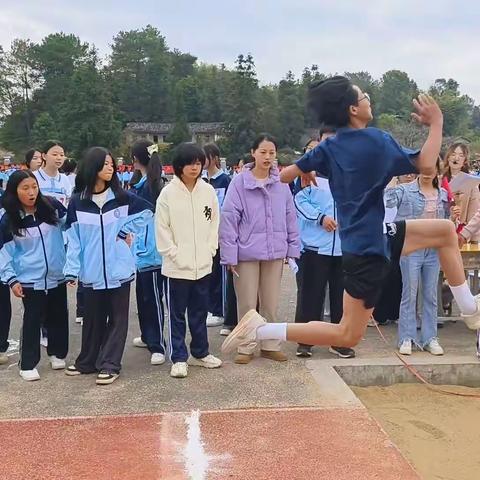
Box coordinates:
[294,177,342,256]
[385,179,449,221]
[0,198,67,290]
[64,188,153,289]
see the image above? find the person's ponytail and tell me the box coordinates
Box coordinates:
[146,150,164,202]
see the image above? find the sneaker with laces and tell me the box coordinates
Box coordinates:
[220,327,233,336]
[151,353,166,365]
[19,368,40,381]
[424,338,444,355]
[206,314,224,327]
[328,346,356,358]
[49,356,66,370]
[296,345,312,358]
[461,294,480,330]
[221,310,266,354]
[399,339,412,355]
[0,352,8,365]
[170,362,188,378]
[133,337,148,348]
[188,354,222,368]
[96,371,119,385]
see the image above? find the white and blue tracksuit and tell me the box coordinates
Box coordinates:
[65,188,153,374]
[204,170,231,318]
[131,176,166,355]
[0,198,68,369]
[294,177,344,345]
[0,196,11,355]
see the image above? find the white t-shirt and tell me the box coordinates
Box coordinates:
[34,168,72,206]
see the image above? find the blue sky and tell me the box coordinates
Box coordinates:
[2,0,480,102]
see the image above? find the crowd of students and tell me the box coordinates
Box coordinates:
[2,76,480,386]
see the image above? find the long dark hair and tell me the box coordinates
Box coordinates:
[2,170,58,236]
[131,140,164,202]
[75,147,123,199]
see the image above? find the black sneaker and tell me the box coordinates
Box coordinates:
[329,346,356,358]
[296,345,312,357]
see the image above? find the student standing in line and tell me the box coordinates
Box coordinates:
[220,134,301,364]
[155,143,222,378]
[386,160,449,355]
[203,143,231,328]
[0,171,68,381]
[64,147,153,385]
[130,140,167,366]
[24,149,43,172]
[33,141,72,207]
[0,192,11,366]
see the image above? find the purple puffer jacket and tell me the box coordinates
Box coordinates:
[220,163,300,265]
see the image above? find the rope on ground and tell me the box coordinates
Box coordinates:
[373,321,480,398]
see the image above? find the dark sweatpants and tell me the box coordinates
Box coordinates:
[223,270,238,328]
[0,283,12,353]
[166,276,210,363]
[295,251,343,347]
[208,250,225,317]
[136,268,166,354]
[20,284,69,370]
[75,283,130,374]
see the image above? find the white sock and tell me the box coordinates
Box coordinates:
[256,323,287,342]
[449,282,477,315]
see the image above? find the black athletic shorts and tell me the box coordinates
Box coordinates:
[342,221,406,309]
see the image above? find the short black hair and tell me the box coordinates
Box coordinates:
[203,143,220,161]
[172,143,206,178]
[25,149,38,168]
[308,76,358,128]
[319,125,337,137]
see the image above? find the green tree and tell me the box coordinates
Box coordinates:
[377,70,418,119]
[109,25,174,122]
[167,85,191,145]
[277,71,304,148]
[224,54,260,156]
[58,59,121,158]
[31,112,59,146]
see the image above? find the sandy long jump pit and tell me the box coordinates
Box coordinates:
[334,360,480,480]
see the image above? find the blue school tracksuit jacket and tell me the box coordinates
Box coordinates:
[0,198,67,290]
[294,177,342,256]
[64,189,153,290]
[131,175,163,272]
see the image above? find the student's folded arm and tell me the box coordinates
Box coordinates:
[294,188,323,222]
[154,192,178,259]
[460,209,480,241]
[118,194,154,239]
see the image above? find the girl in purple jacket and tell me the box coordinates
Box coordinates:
[219,134,300,364]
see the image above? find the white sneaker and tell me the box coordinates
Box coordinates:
[206,314,224,327]
[221,310,266,354]
[424,338,444,356]
[75,317,83,325]
[0,352,8,365]
[367,316,377,327]
[188,354,222,369]
[461,295,480,330]
[220,327,232,336]
[49,356,66,370]
[151,353,166,365]
[40,334,48,348]
[170,362,188,378]
[133,337,148,348]
[399,339,412,355]
[19,368,40,381]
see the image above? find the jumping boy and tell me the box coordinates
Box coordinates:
[222,76,480,355]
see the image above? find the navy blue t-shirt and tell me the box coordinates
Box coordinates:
[296,127,419,258]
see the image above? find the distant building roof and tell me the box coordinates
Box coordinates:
[125,122,225,134]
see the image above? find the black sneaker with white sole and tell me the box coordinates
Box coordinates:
[296,345,313,357]
[329,346,356,358]
[96,371,119,385]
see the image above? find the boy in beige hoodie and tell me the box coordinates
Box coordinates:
[155,143,221,378]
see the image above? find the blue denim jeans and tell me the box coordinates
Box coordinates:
[399,248,440,347]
